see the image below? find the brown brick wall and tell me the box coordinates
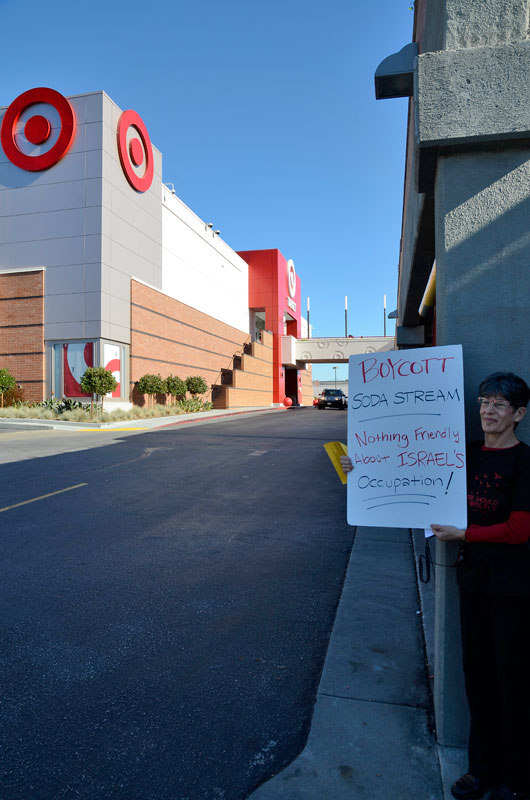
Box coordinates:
[240,352,273,378]
[232,369,272,392]
[212,331,274,409]
[131,280,255,402]
[130,282,279,408]
[225,386,275,407]
[248,333,273,362]
[0,271,45,402]
[229,331,274,406]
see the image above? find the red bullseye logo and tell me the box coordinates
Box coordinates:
[117,109,153,193]
[0,87,76,171]
[287,259,297,299]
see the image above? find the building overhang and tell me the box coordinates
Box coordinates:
[285,336,395,364]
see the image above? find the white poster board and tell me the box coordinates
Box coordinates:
[347,345,467,529]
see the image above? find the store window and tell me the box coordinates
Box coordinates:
[251,310,266,342]
[52,341,126,399]
[54,342,94,397]
[103,343,121,398]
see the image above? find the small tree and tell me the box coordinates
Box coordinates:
[165,374,187,405]
[186,375,208,397]
[137,373,167,408]
[80,367,117,416]
[0,368,16,408]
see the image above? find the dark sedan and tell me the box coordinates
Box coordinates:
[317,388,347,410]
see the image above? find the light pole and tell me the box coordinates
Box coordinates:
[345,295,348,338]
[333,366,338,389]
[383,293,387,337]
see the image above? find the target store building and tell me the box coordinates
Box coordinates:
[0,88,312,408]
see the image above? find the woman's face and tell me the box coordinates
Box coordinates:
[479,394,525,436]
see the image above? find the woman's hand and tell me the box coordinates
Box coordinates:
[340,456,353,474]
[430,524,466,542]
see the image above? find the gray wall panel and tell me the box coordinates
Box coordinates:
[84,263,102,293]
[45,293,84,324]
[46,322,85,340]
[46,264,85,295]
[83,292,103,322]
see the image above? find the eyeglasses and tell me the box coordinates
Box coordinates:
[477,397,511,410]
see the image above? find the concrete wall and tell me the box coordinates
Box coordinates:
[415,0,530,54]
[397,0,530,328]
[444,0,530,50]
[434,149,530,441]
[386,0,530,749]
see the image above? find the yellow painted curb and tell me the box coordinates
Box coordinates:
[78,428,145,432]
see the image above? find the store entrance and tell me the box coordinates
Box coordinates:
[284,368,299,406]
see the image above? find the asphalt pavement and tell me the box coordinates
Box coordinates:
[0,406,464,799]
[0,406,355,799]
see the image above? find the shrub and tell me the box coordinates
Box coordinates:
[185,375,208,397]
[4,384,25,407]
[136,374,167,408]
[40,397,90,415]
[176,397,204,413]
[80,367,118,415]
[165,375,187,404]
[0,368,16,407]
[41,397,62,412]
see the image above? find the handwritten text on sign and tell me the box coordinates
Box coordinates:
[346,345,467,529]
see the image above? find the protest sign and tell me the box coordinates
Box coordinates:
[346,344,467,529]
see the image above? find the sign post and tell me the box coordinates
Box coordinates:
[347,345,467,529]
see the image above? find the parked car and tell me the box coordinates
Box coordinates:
[317,388,347,410]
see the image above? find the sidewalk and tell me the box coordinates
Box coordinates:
[0,404,290,432]
[249,526,466,800]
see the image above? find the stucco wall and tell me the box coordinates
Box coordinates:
[434,148,530,441]
[415,0,530,54]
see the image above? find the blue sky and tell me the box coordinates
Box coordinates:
[1,0,413,382]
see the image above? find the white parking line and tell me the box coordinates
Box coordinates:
[0,483,88,514]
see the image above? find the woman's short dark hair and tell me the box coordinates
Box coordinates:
[479,372,530,409]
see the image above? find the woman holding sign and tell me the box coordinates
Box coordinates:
[342,371,530,800]
[431,373,530,800]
